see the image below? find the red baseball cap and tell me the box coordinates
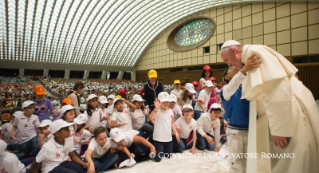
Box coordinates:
[192,81,199,86]
[209,77,216,81]
[203,65,211,70]
[119,89,126,95]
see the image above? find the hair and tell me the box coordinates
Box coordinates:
[210,108,222,113]
[99,102,109,109]
[201,69,213,78]
[94,126,106,137]
[133,101,145,111]
[222,67,230,84]
[86,102,94,117]
[220,45,243,56]
[76,123,85,133]
[73,82,84,91]
[218,80,223,84]
[61,109,74,121]
[180,90,193,103]
[181,81,186,86]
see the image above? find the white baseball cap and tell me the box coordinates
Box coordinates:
[52,100,59,106]
[38,119,52,128]
[210,103,222,110]
[113,98,123,105]
[74,114,88,125]
[87,94,98,101]
[158,92,171,102]
[182,104,193,111]
[107,95,116,99]
[185,83,196,94]
[79,104,87,111]
[131,94,145,102]
[205,80,214,87]
[22,100,35,109]
[110,128,126,142]
[60,105,77,115]
[48,119,74,134]
[98,96,108,104]
[221,40,241,49]
[169,94,177,102]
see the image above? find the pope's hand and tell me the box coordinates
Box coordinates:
[272,135,288,148]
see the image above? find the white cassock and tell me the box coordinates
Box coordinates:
[240,44,319,173]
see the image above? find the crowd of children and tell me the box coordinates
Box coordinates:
[0,56,260,173]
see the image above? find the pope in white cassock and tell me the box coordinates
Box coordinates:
[220,40,319,173]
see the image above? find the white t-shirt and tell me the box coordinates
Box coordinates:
[72,129,91,154]
[1,123,17,145]
[36,137,75,173]
[0,152,26,173]
[130,109,147,130]
[175,117,197,139]
[178,97,192,107]
[100,108,110,128]
[153,108,173,142]
[86,108,101,131]
[111,109,133,132]
[194,89,210,111]
[88,138,117,159]
[200,78,207,84]
[171,105,182,122]
[170,89,182,98]
[107,105,115,117]
[121,134,134,147]
[12,112,40,144]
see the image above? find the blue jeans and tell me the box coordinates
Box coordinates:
[6,144,19,152]
[194,110,203,120]
[16,136,39,159]
[196,132,215,151]
[90,153,118,172]
[172,136,187,152]
[49,161,86,173]
[153,140,173,162]
[137,123,154,139]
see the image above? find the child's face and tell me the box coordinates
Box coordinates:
[225,66,240,82]
[114,101,124,112]
[212,81,217,87]
[194,85,198,90]
[210,110,221,120]
[56,126,71,139]
[169,102,176,108]
[205,70,210,77]
[107,98,113,105]
[160,101,169,110]
[99,102,107,109]
[134,101,143,109]
[95,132,107,146]
[23,105,35,115]
[149,77,156,83]
[183,108,193,117]
[89,98,98,108]
[174,84,181,90]
[63,109,75,122]
[206,86,213,92]
[218,82,223,87]
[38,125,50,135]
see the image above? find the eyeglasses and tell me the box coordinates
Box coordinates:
[183,110,192,113]
[34,105,47,113]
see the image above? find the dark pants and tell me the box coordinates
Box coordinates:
[172,136,187,152]
[86,153,118,172]
[6,144,19,152]
[137,123,154,139]
[16,136,39,159]
[196,132,215,151]
[153,140,173,162]
[21,157,41,172]
[120,142,150,161]
[49,161,86,173]
[194,110,203,120]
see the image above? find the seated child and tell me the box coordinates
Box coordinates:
[30,119,89,173]
[1,111,19,153]
[110,128,156,161]
[38,120,53,148]
[72,114,91,157]
[130,94,154,139]
[98,96,111,130]
[110,98,136,132]
[168,94,182,121]
[0,140,26,173]
[173,104,197,154]
[11,100,40,159]
[85,126,134,173]
[196,103,221,152]
[85,94,100,134]
[106,95,116,115]
[150,92,179,162]
[54,98,73,120]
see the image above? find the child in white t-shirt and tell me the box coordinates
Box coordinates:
[106,95,116,116]
[11,101,40,159]
[194,81,214,120]
[110,98,136,132]
[173,104,197,154]
[85,126,133,173]
[98,96,111,131]
[150,92,179,162]
[130,94,154,139]
[1,111,18,153]
[30,119,89,173]
[72,114,91,156]
[85,94,100,134]
[37,120,53,148]
[168,94,182,121]
[178,83,205,107]
[0,140,26,173]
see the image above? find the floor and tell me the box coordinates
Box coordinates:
[106,149,229,173]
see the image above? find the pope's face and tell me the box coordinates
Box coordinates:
[221,47,243,68]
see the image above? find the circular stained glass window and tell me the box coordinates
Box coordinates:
[167,17,216,52]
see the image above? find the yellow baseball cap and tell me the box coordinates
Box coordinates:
[148,69,157,78]
[116,95,122,98]
[174,80,181,85]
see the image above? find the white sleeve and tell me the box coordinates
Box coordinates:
[176,106,182,114]
[198,91,205,100]
[222,71,246,101]
[175,117,182,127]
[36,147,48,163]
[111,112,117,121]
[196,117,206,137]
[192,120,198,130]
[82,130,92,139]
[88,140,96,150]
[214,120,221,144]
[5,160,20,173]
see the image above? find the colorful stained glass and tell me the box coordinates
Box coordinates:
[174,19,214,46]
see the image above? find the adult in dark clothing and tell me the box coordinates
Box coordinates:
[143,69,163,112]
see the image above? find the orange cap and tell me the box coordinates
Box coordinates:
[35,85,45,95]
[62,98,72,105]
